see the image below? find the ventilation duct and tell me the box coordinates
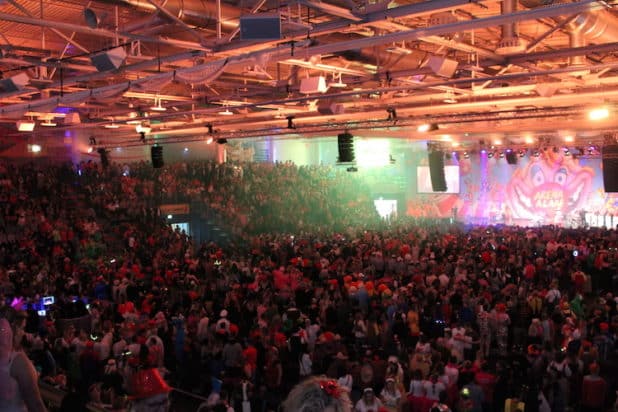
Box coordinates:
[520,0,618,54]
[114,0,239,30]
[568,29,588,74]
[496,0,526,54]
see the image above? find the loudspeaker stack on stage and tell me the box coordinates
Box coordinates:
[428,150,447,192]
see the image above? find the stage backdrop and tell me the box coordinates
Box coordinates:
[406,150,618,226]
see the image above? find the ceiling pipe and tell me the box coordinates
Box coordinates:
[112,0,239,30]
[0,11,210,51]
[77,59,618,130]
[569,29,587,69]
[496,0,526,54]
[0,0,603,115]
[520,0,618,46]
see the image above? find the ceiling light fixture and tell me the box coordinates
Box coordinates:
[417,123,438,133]
[329,73,347,88]
[150,97,166,112]
[588,107,609,121]
[443,91,457,104]
[29,144,42,153]
[135,123,151,134]
[16,120,35,132]
[386,43,412,55]
[40,120,56,127]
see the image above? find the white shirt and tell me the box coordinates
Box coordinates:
[409,379,424,397]
[422,380,446,400]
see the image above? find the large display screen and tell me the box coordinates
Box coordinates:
[417,165,460,193]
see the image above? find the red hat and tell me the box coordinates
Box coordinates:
[496,303,507,313]
[129,368,171,400]
[527,344,540,356]
[600,322,609,331]
[229,324,239,335]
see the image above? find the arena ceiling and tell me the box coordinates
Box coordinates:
[0,0,618,150]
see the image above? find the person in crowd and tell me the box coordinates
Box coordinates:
[282,376,352,412]
[380,377,402,411]
[0,310,47,412]
[0,160,614,412]
[355,387,383,412]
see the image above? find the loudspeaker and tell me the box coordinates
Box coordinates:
[151,145,164,169]
[97,148,109,169]
[427,56,459,78]
[505,151,518,165]
[300,76,328,94]
[240,13,281,40]
[0,73,30,92]
[90,47,127,72]
[428,151,447,192]
[317,101,345,115]
[337,132,355,163]
[602,145,618,192]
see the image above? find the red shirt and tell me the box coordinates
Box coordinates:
[581,375,606,408]
[475,371,497,403]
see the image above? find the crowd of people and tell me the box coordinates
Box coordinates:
[0,159,616,412]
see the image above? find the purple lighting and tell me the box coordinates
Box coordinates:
[481,149,487,154]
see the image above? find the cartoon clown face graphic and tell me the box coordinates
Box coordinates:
[506,151,593,221]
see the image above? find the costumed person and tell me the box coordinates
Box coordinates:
[128,344,172,412]
[356,387,383,412]
[492,303,510,356]
[281,376,352,412]
[380,377,402,411]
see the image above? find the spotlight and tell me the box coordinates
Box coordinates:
[463,151,470,159]
[499,151,505,158]
[563,147,570,155]
[216,138,228,144]
[519,149,526,157]
[588,107,609,121]
[386,107,397,121]
[480,149,487,154]
[488,151,494,158]
[286,116,296,129]
[533,149,540,157]
[87,146,94,153]
[417,123,438,132]
[206,137,214,144]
